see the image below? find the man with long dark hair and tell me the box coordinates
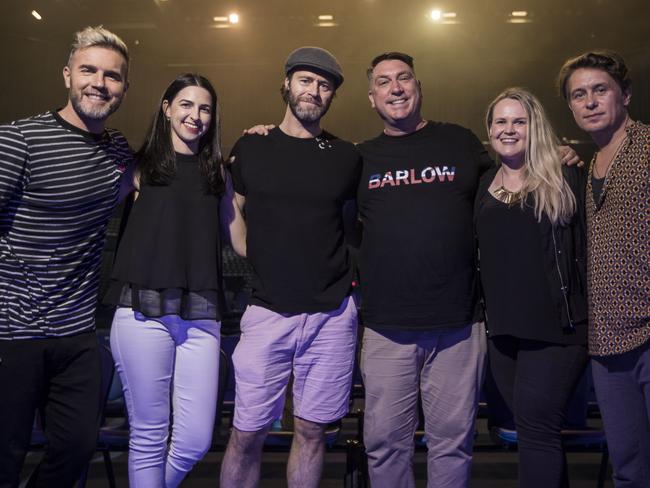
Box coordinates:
[0,26,132,487]
[220,47,361,488]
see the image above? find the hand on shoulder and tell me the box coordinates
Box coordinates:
[243,124,275,136]
[559,145,584,167]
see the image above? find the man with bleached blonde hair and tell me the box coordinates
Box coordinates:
[0,26,132,487]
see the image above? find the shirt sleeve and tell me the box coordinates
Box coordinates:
[0,123,29,212]
[107,128,135,174]
[339,145,362,201]
[229,137,247,196]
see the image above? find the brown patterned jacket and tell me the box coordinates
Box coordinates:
[586,121,650,356]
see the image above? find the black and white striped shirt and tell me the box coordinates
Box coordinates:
[0,111,132,339]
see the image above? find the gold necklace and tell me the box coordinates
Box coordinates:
[492,168,523,206]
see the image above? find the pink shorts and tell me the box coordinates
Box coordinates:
[232,295,358,431]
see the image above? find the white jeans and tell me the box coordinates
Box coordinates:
[110,307,221,488]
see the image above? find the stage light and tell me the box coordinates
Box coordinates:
[31,10,42,20]
[428,9,458,24]
[507,10,532,23]
[212,13,240,28]
[315,14,337,27]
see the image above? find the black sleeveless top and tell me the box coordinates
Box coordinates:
[105,153,225,320]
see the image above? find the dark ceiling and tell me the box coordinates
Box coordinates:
[1,0,648,152]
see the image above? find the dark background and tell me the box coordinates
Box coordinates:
[1,0,648,157]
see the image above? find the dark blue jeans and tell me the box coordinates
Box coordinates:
[592,339,650,488]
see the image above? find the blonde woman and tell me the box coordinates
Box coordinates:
[476,88,589,487]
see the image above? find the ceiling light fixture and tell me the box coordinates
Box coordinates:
[228,13,239,24]
[31,10,42,20]
[507,11,532,23]
[315,14,338,27]
[430,9,442,21]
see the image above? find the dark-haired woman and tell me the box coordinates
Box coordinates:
[476,88,589,487]
[105,74,245,487]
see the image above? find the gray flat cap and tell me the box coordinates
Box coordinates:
[284,46,344,88]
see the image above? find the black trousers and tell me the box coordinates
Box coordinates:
[0,332,101,488]
[489,335,588,488]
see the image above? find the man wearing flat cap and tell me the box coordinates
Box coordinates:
[220,47,361,488]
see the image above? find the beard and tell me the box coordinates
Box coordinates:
[69,90,123,122]
[287,91,331,123]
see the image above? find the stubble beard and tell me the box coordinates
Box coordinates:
[287,91,331,124]
[70,90,123,122]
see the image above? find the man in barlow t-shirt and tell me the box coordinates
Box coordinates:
[356,52,492,488]
[220,47,361,488]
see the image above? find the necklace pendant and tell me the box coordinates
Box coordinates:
[493,186,522,206]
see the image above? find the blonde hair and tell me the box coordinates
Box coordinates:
[485,88,576,225]
[69,25,129,71]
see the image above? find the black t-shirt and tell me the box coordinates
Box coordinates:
[230,127,361,314]
[356,122,493,330]
[476,193,585,344]
[591,174,605,204]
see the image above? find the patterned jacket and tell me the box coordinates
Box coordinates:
[586,121,650,356]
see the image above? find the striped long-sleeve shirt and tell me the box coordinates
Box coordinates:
[0,111,132,339]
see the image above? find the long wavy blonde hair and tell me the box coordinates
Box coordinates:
[485,88,576,225]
